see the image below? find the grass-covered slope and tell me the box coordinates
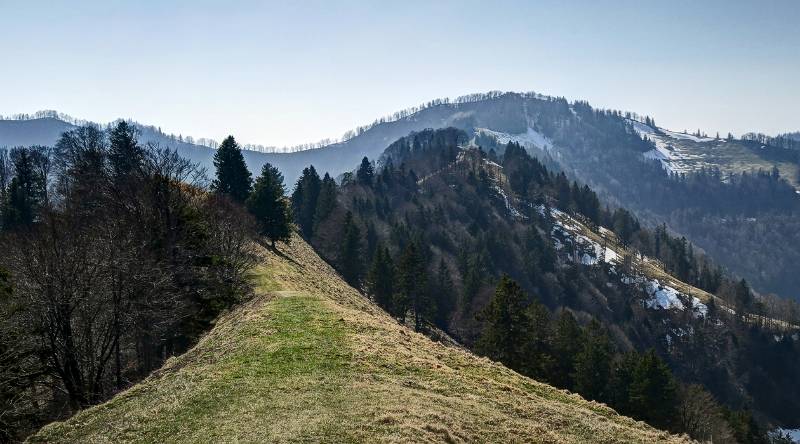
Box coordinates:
[31,235,689,443]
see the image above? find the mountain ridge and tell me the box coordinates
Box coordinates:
[3,92,799,302]
[29,235,689,443]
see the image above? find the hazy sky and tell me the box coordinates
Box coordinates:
[1,0,798,147]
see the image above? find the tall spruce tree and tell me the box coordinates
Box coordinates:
[314,172,337,228]
[246,163,291,247]
[366,245,394,311]
[108,120,144,180]
[627,350,678,430]
[551,310,583,390]
[394,242,430,330]
[2,148,46,229]
[476,275,530,370]
[211,136,252,202]
[573,319,612,403]
[356,156,374,185]
[291,166,321,238]
[339,211,362,286]
[524,297,554,380]
[432,258,455,330]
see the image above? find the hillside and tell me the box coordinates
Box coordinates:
[629,120,800,189]
[305,128,800,432]
[0,118,75,147]
[30,235,687,443]
[4,94,798,302]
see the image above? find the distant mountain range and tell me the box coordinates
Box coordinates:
[2,92,799,301]
[2,94,797,190]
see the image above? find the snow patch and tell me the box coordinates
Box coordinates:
[645,281,685,311]
[546,206,620,266]
[476,127,554,152]
[660,128,715,143]
[629,119,712,173]
[630,120,658,136]
[774,428,800,443]
[691,297,708,317]
[493,186,526,219]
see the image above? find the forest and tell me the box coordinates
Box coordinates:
[0,124,292,441]
[505,96,800,301]
[302,128,800,442]
[1,123,798,443]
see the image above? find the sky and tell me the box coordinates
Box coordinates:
[1,0,798,148]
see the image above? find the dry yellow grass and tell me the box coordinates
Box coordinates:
[30,234,691,443]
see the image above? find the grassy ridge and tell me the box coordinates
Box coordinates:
[31,235,690,443]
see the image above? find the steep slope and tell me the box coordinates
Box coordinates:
[30,235,687,443]
[309,129,800,430]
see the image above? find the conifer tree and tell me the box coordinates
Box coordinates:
[246,163,291,247]
[627,349,678,430]
[552,310,583,389]
[339,211,362,286]
[211,136,252,202]
[524,297,554,380]
[364,221,378,264]
[432,258,455,329]
[394,242,429,330]
[356,156,374,186]
[366,245,394,311]
[574,319,612,403]
[476,275,530,370]
[108,120,143,180]
[291,166,321,238]
[314,172,337,228]
[2,148,46,229]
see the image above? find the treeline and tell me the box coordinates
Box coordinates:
[0,126,293,441]
[742,132,800,151]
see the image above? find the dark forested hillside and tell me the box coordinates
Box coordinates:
[301,128,800,440]
[0,123,255,441]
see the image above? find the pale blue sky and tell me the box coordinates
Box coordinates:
[1,0,798,147]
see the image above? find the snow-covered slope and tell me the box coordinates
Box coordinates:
[475,127,554,152]
[546,204,714,318]
[629,120,711,173]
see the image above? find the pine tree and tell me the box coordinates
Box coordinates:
[211,136,252,202]
[339,211,362,286]
[524,296,554,380]
[432,258,455,329]
[356,156,374,186]
[108,120,143,180]
[291,166,321,238]
[476,275,530,371]
[551,310,583,389]
[732,279,753,316]
[366,245,394,311]
[246,163,292,247]
[2,148,46,229]
[314,172,337,228]
[627,349,677,430]
[574,319,612,403]
[394,242,429,331]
